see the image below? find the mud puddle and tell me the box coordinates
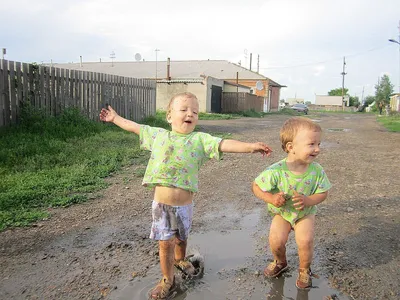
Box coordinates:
[108,211,348,300]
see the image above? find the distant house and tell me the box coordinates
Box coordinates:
[315,95,349,106]
[286,98,305,105]
[389,93,400,112]
[54,59,285,113]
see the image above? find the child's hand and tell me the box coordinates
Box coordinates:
[292,190,308,211]
[271,192,286,207]
[250,142,273,157]
[99,104,118,122]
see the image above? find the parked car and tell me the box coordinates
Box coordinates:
[290,103,308,114]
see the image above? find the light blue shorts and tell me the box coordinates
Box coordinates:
[150,200,193,241]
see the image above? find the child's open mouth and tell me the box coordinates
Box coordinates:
[184,121,192,124]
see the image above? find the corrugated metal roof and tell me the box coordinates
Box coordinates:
[157,79,204,83]
[224,81,252,89]
[52,60,284,86]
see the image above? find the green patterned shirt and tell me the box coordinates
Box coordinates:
[139,125,223,192]
[254,159,331,225]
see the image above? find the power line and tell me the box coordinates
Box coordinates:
[258,45,391,70]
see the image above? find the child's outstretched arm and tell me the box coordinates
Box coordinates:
[219,140,272,156]
[252,181,286,207]
[99,105,140,135]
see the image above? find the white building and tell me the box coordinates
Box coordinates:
[315,95,349,106]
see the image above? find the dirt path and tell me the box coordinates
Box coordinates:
[0,113,399,300]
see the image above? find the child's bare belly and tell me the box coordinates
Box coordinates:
[154,185,194,206]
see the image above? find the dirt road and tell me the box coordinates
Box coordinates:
[0,113,399,299]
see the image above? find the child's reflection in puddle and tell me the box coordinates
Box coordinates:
[266,276,310,300]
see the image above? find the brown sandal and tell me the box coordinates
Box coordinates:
[296,268,319,289]
[264,260,288,277]
[149,276,176,299]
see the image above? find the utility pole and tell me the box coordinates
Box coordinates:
[1,48,6,59]
[155,48,160,81]
[110,51,116,67]
[361,86,364,104]
[257,54,260,73]
[341,56,347,111]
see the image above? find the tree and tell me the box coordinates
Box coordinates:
[328,88,349,96]
[349,96,359,107]
[364,95,375,106]
[375,74,394,104]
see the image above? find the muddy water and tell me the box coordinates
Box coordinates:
[109,211,348,300]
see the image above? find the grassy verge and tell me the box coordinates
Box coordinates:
[266,108,306,116]
[377,113,400,132]
[156,109,266,120]
[0,107,168,231]
[0,107,237,230]
[309,109,358,114]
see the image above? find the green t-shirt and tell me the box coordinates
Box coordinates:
[254,159,331,225]
[139,125,223,192]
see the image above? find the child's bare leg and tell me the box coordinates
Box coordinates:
[150,239,176,299]
[159,239,175,281]
[269,215,291,263]
[294,214,315,269]
[174,237,187,261]
[174,237,195,275]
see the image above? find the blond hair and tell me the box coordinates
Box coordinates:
[280,117,321,152]
[166,92,198,116]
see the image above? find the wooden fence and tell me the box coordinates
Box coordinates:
[0,59,156,127]
[222,92,264,113]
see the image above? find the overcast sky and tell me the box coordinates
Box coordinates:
[1,0,399,102]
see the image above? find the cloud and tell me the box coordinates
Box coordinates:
[313,65,325,77]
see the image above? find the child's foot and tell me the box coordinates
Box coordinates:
[174,259,195,276]
[149,276,176,299]
[296,268,316,289]
[264,260,288,277]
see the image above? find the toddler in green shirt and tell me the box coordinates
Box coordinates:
[252,117,331,290]
[100,92,272,299]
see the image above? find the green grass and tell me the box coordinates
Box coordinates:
[377,114,400,132]
[0,106,165,231]
[0,106,236,231]
[199,112,238,120]
[309,109,358,114]
[156,109,267,120]
[266,108,304,116]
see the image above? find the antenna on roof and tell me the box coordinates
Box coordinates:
[134,53,142,61]
[110,51,116,67]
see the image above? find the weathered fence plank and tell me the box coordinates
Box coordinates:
[3,60,11,126]
[0,60,5,126]
[9,61,17,123]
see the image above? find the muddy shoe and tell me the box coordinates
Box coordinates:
[149,276,176,299]
[264,260,288,278]
[296,268,318,289]
[174,259,195,276]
